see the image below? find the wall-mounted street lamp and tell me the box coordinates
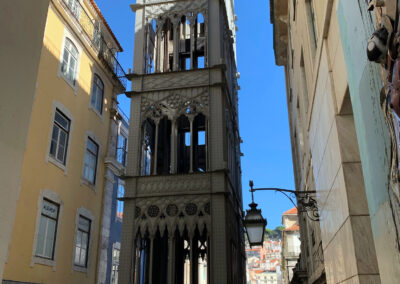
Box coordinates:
[243,180,320,247]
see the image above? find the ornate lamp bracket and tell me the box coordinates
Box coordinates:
[249,180,320,221]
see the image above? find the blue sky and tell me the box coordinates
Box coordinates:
[96,0,294,229]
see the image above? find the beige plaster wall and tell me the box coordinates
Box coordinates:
[283,0,380,283]
[0,0,50,279]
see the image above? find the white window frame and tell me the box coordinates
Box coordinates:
[65,0,81,19]
[72,207,94,273]
[81,131,101,191]
[46,101,74,174]
[89,73,105,117]
[49,109,70,165]
[58,29,81,93]
[31,189,64,270]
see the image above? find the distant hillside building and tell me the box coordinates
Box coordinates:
[281,208,300,284]
[246,238,282,284]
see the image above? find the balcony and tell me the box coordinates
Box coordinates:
[60,0,127,90]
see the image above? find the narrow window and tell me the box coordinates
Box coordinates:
[61,38,79,85]
[111,243,120,284]
[74,215,91,267]
[185,57,191,70]
[195,13,206,69]
[116,134,127,166]
[197,13,205,37]
[300,51,309,113]
[197,56,205,69]
[141,119,155,175]
[193,114,206,172]
[177,115,190,173]
[306,0,318,50]
[50,109,70,165]
[35,199,59,259]
[116,182,124,220]
[146,19,156,74]
[90,74,104,114]
[156,117,171,174]
[83,137,99,184]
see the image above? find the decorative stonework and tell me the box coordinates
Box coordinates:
[166,204,179,217]
[141,70,209,91]
[144,0,207,20]
[204,202,210,215]
[136,173,211,196]
[134,195,211,237]
[135,206,141,219]
[147,205,160,217]
[140,88,209,123]
[185,203,197,216]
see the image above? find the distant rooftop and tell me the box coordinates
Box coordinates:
[283,207,297,215]
[284,224,300,231]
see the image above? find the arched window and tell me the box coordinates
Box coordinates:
[61,38,79,85]
[141,118,155,175]
[157,117,172,174]
[193,114,206,172]
[195,13,205,69]
[197,13,205,37]
[90,74,104,114]
[146,19,157,74]
[177,115,190,173]
[179,16,191,71]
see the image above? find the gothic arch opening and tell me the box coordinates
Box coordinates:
[141,118,155,175]
[193,113,206,172]
[134,226,208,284]
[146,19,157,74]
[195,13,205,69]
[157,116,172,175]
[179,16,191,71]
[177,115,191,174]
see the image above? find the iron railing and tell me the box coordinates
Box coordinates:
[61,0,127,89]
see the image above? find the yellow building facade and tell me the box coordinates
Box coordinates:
[2,0,126,283]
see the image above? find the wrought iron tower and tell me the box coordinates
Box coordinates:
[119,1,244,283]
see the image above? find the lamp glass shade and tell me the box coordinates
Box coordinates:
[244,202,267,247]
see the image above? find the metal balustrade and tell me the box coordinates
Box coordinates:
[61,0,127,89]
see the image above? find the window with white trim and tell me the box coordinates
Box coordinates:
[35,199,59,259]
[50,109,70,165]
[111,243,120,284]
[65,0,81,19]
[74,215,91,267]
[61,38,79,85]
[90,74,104,114]
[116,182,124,220]
[83,137,99,184]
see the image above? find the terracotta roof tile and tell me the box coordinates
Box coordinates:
[283,207,298,215]
[284,224,299,231]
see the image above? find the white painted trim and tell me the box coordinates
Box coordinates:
[58,27,82,94]
[45,101,74,175]
[71,207,95,273]
[30,189,64,270]
[80,130,102,191]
